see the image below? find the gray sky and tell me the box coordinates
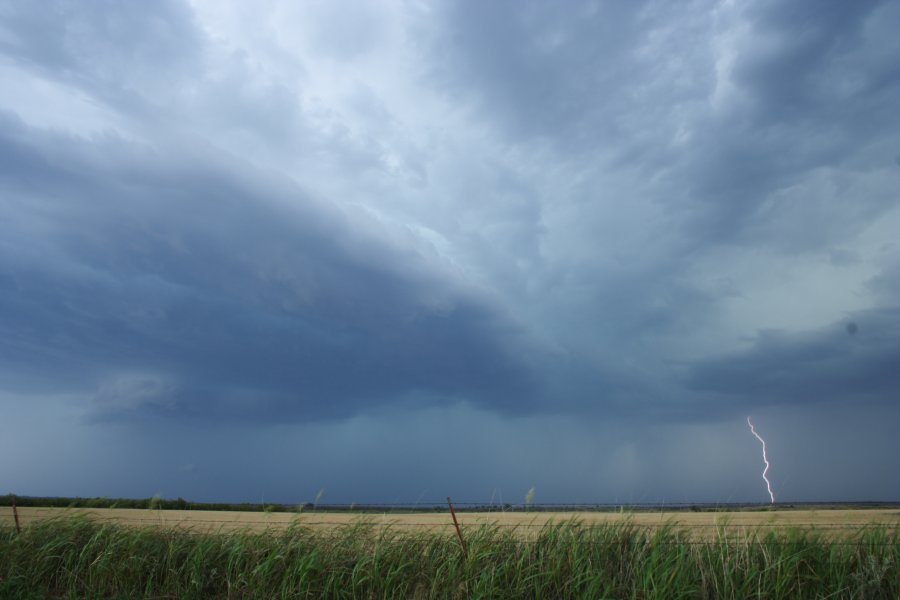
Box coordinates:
[2,0,899,505]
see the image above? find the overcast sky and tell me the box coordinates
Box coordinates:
[2,0,899,505]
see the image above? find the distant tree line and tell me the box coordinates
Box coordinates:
[0,494,291,512]
[5,494,889,513]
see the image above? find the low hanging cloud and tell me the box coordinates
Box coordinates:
[0,112,538,421]
[687,308,900,406]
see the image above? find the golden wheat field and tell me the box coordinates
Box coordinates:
[4,506,898,540]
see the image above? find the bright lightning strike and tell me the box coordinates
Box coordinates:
[747,416,775,504]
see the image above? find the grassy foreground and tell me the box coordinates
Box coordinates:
[1,517,898,599]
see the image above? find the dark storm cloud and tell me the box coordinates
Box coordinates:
[867,258,900,299]
[2,0,896,425]
[0,0,202,98]
[415,0,703,156]
[0,112,537,421]
[687,308,900,406]
[682,0,900,246]
[2,0,900,504]
[732,0,890,121]
[418,0,900,249]
[405,3,900,443]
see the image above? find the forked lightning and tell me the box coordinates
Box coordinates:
[747,416,775,504]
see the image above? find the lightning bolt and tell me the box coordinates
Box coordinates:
[747,416,775,504]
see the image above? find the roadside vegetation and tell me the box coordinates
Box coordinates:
[2,515,898,599]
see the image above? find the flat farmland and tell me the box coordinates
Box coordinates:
[4,506,899,597]
[4,506,898,539]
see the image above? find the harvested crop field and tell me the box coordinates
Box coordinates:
[4,506,898,539]
[4,507,899,598]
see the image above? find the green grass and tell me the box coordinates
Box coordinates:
[1,516,897,599]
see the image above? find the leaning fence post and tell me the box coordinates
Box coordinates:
[447,496,468,559]
[12,495,21,534]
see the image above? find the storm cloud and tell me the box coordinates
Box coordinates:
[1,0,899,503]
[0,111,538,421]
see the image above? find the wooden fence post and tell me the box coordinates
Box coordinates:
[447,497,468,559]
[12,495,21,534]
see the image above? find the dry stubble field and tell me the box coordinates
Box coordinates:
[4,506,898,539]
[4,505,900,597]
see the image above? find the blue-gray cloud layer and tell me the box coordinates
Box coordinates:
[688,308,900,406]
[1,0,899,502]
[0,112,538,421]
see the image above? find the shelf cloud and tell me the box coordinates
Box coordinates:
[1,0,899,504]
